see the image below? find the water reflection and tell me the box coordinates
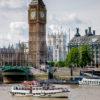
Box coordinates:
[9,96,68,100]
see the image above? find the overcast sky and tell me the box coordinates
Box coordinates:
[0,0,100,47]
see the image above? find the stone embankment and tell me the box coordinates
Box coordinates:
[54,67,100,80]
[0,70,3,83]
[54,67,81,80]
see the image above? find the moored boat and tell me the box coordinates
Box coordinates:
[79,78,100,85]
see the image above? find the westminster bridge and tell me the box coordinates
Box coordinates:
[0,66,33,83]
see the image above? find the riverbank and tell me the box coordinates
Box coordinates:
[1,67,100,84]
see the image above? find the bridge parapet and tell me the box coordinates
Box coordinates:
[1,66,31,75]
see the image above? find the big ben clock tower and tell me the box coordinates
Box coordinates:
[28,0,47,67]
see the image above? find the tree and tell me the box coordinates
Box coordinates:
[66,45,93,68]
[55,61,65,67]
[65,45,93,77]
[79,45,92,67]
[48,61,55,67]
[66,47,80,67]
[65,47,79,77]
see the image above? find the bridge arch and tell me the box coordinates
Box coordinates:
[1,66,32,83]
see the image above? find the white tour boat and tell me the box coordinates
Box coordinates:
[79,78,100,85]
[10,81,70,98]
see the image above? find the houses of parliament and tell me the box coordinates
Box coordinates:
[0,0,47,67]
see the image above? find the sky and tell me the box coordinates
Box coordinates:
[0,0,100,47]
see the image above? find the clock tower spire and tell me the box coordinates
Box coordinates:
[28,0,47,67]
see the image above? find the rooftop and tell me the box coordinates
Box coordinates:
[70,35,100,45]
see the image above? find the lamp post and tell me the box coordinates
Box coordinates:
[47,62,54,79]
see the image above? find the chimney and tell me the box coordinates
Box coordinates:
[93,30,96,35]
[76,28,79,34]
[88,27,92,34]
[75,28,80,37]
[85,29,88,35]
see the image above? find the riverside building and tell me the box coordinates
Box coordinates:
[0,42,34,66]
[68,27,100,67]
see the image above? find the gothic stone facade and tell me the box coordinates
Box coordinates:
[28,0,47,67]
[0,43,26,66]
[47,32,67,62]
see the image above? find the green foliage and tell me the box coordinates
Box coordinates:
[66,45,93,68]
[79,45,92,67]
[55,61,65,67]
[66,47,80,67]
[48,61,55,67]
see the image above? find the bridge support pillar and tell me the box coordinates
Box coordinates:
[3,76,12,84]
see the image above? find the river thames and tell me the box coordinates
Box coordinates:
[0,84,100,100]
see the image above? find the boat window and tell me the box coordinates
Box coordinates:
[34,88,36,90]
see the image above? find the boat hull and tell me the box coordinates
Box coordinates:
[79,78,100,85]
[32,92,68,98]
[10,91,68,98]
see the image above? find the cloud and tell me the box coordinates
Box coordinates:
[0,0,29,47]
[0,0,27,10]
[48,13,83,26]
[64,13,83,25]
[0,22,28,47]
[10,22,28,34]
[47,12,93,41]
[47,13,85,33]
[9,22,28,42]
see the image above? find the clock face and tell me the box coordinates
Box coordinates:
[40,11,45,18]
[32,0,38,4]
[30,11,36,20]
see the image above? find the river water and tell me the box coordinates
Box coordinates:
[0,84,100,100]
